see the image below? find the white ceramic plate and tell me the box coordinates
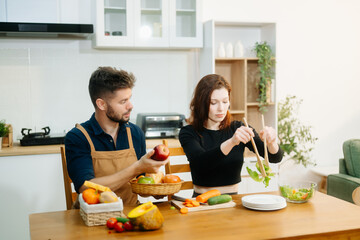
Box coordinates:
[242,202,287,211]
[241,194,287,211]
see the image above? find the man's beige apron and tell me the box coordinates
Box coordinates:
[76,124,138,206]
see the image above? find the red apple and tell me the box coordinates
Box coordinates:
[151,144,170,161]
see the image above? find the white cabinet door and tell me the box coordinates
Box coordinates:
[5,0,58,23]
[0,0,6,21]
[94,0,134,47]
[169,0,202,48]
[94,0,202,48]
[134,0,169,47]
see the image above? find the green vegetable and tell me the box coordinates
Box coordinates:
[246,167,262,182]
[116,217,129,223]
[247,160,275,187]
[170,206,175,210]
[207,194,232,205]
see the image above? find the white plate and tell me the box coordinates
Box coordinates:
[241,194,286,210]
[242,202,287,211]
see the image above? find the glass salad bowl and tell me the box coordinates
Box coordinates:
[279,181,317,203]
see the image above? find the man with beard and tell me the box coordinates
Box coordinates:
[65,67,168,206]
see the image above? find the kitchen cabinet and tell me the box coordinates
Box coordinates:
[200,20,277,158]
[0,0,92,24]
[0,153,66,240]
[1,0,58,23]
[93,0,202,48]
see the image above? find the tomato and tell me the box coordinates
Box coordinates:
[163,174,181,183]
[82,188,100,204]
[106,218,117,229]
[301,193,309,200]
[123,221,134,231]
[114,222,124,233]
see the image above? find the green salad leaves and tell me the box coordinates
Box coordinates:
[279,184,315,202]
[246,161,275,187]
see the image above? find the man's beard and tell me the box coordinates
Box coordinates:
[106,105,131,124]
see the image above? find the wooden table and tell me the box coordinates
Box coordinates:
[29,191,360,240]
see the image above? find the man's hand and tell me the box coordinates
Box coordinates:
[137,150,170,174]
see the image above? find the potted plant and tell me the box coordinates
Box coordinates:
[277,95,318,168]
[0,119,10,149]
[253,41,275,114]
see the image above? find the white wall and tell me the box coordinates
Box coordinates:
[202,0,360,167]
[0,39,196,140]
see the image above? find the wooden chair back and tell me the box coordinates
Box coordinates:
[162,140,193,199]
[60,146,78,210]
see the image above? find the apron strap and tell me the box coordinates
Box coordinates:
[75,123,96,152]
[126,127,134,149]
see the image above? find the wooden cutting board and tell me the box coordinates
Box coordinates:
[171,199,236,212]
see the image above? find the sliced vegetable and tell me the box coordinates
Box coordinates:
[180,207,188,214]
[196,189,221,203]
[207,194,232,205]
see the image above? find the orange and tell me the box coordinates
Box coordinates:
[82,188,100,204]
[163,174,181,183]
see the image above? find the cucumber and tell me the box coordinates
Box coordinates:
[207,194,232,205]
[116,217,129,223]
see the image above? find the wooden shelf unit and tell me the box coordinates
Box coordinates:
[214,57,275,132]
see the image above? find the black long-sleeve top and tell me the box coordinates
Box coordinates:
[178,121,284,187]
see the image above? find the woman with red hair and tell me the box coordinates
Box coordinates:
[179,74,283,197]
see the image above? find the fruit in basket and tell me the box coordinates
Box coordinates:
[163,174,181,183]
[128,201,164,230]
[99,191,118,203]
[84,180,111,192]
[82,188,100,204]
[151,144,170,161]
[137,176,155,184]
[146,171,164,184]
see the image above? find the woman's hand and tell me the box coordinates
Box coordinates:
[259,126,279,154]
[231,126,255,145]
[221,126,254,155]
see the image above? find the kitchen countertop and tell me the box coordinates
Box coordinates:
[0,139,181,157]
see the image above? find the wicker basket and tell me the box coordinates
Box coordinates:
[79,208,125,226]
[130,180,183,195]
[79,194,125,226]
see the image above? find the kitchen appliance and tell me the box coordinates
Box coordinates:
[0,22,93,37]
[136,113,186,139]
[20,126,66,146]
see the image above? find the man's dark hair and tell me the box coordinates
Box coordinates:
[88,67,136,108]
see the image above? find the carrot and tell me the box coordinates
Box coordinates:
[185,198,192,203]
[180,207,188,214]
[185,203,193,207]
[196,189,221,203]
[191,200,200,207]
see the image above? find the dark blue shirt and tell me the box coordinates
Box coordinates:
[64,113,146,193]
